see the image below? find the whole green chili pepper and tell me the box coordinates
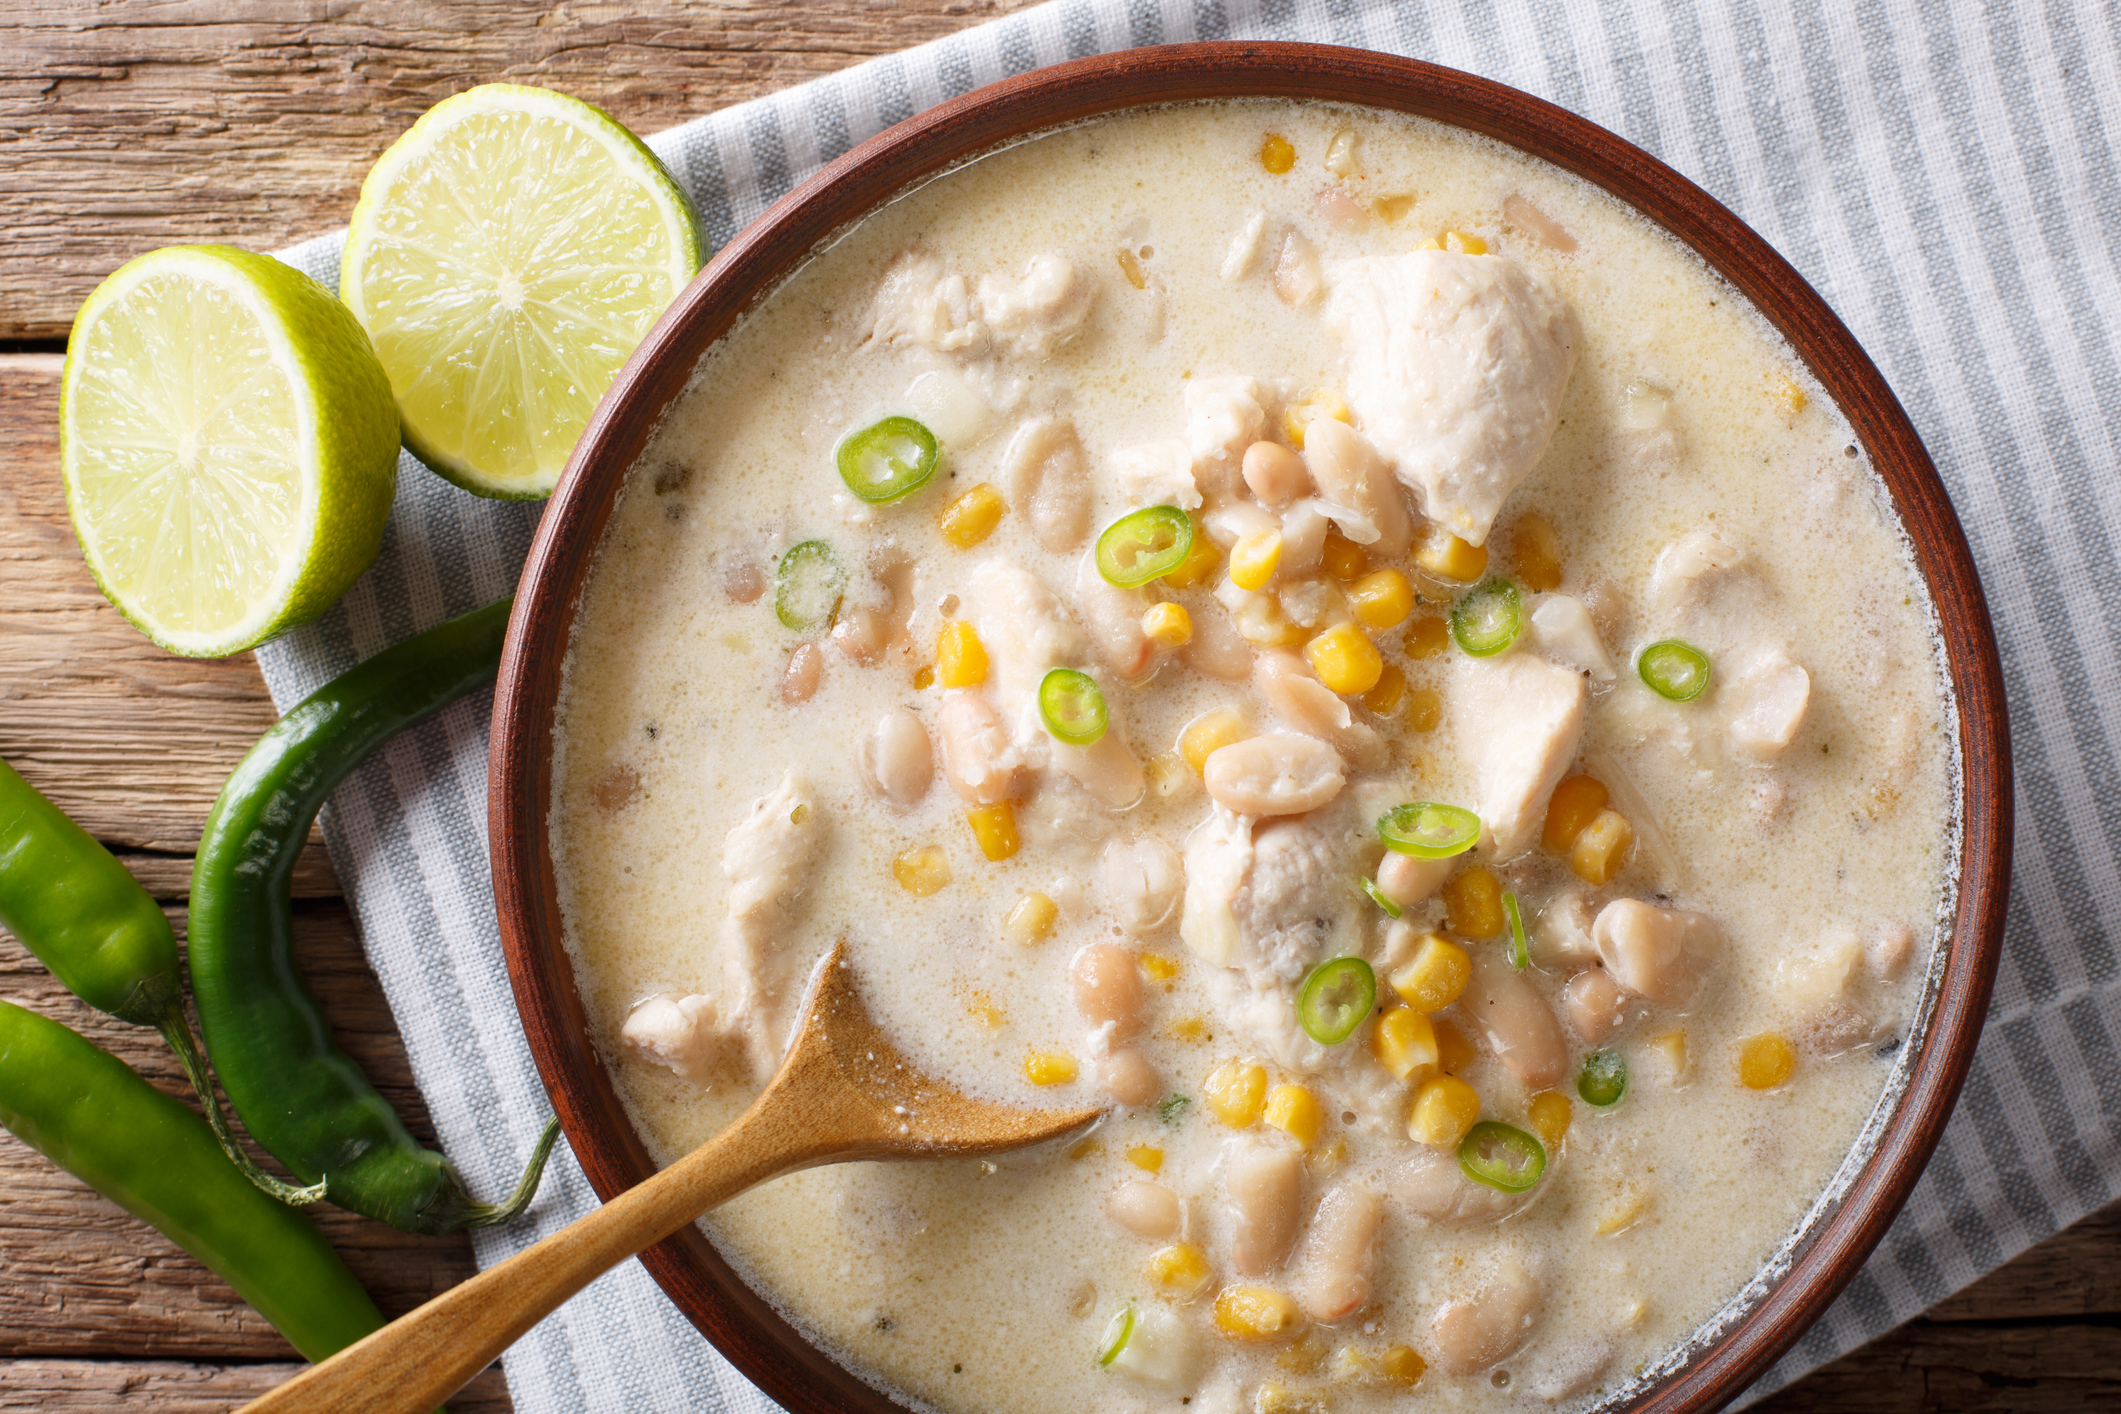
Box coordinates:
[189,596,559,1233]
[0,756,321,1204]
[0,996,384,1358]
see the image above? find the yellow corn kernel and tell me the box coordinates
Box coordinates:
[960,987,1005,1029]
[1024,1049,1078,1086]
[1362,663,1406,716]
[1309,1133,1348,1175]
[1256,1382,1330,1414]
[1596,1187,1651,1235]
[1378,1345,1427,1388]
[1569,809,1634,885]
[1067,1136,1104,1160]
[1511,510,1565,592]
[1146,1242,1213,1298]
[938,482,1007,548]
[1214,1284,1302,1339]
[1233,593,1310,647]
[1230,531,1283,591]
[1440,229,1488,254]
[1323,127,1362,178]
[912,663,936,691]
[1441,865,1505,938]
[1260,133,1296,174]
[1371,192,1416,223]
[1406,686,1443,733]
[1651,1029,1691,1084]
[1771,370,1808,413]
[1305,624,1385,694]
[1320,529,1368,581]
[1126,1143,1164,1173]
[1180,709,1249,772]
[1414,526,1489,583]
[1276,1332,1330,1376]
[893,845,951,896]
[1144,751,1191,800]
[1542,774,1610,853]
[1116,247,1147,290]
[1388,934,1471,1013]
[1165,1014,1212,1043]
[1203,1058,1268,1128]
[1281,389,1351,448]
[1739,1032,1797,1090]
[935,621,987,688]
[1163,532,1222,588]
[1527,1090,1573,1149]
[1140,952,1180,984]
[1346,569,1415,630]
[1368,1006,1439,1081]
[1004,891,1058,945]
[1141,601,1193,648]
[966,802,1020,861]
[1264,1083,1324,1149]
[1408,1074,1481,1149]
[1433,1017,1479,1074]
[1403,615,1451,659]
[1330,1345,1375,1385]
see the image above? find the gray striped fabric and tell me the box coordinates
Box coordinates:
[255,0,2119,1408]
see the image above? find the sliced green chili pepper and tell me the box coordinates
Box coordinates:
[1038,668,1108,745]
[1376,802,1481,859]
[189,597,560,1233]
[1360,876,1402,918]
[1503,891,1530,970]
[1297,957,1377,1045]
[774,540,847,632]
[0,758,318,1204]
[0,997,383,1359]
[1578,1048,1628,1107]
[835,415,939,503]
[1097,1304,1136,1367]
[1457,1120,1547,1193]
[1095,506,1194,587]
[1450,576,1523,657]
[1638,639,1712,701]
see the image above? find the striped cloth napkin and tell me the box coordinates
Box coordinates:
[256,1,2121,1409]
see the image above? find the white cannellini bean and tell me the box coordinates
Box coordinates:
[1107,1179,1182,1239]
[1071,942,1144,1038]
[1430,1258,1544,1375]
[1054,731,1146,810]
[1593,898,1721,1008]
[1277,500,1329,578]
[1000,415,1092,554]
[1273,227,1324,308]
[1101,1047,1162,1107]
[1203,733,1344,816]
[1562,968,1629,1045]
[1462,949,1570,1089]
[935,691,1021,805]
[1098,836,1185,935]
[1291,1184,1382,1321]
[858,709,932,808]
[1242,440,1311,508]
[1203,500,1279,551]
[1389,1143,1532,1228]
[1251,651,1385,769]
[1226,1143,1303,1276]
[1300,417,1412,554]
[1376,850,1452,907]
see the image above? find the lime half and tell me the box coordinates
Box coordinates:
[341,84,705,499]
[60,245,401,658]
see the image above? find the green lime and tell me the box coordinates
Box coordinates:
[340,84,705,499]
[60,245,401,658]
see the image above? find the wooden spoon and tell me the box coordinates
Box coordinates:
[240,942,1102,1414]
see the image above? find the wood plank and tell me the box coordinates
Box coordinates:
[0,1358,510,1412]
[0,0,1040,343]
[1754,1320,2121,1412]
[1924,1202,2121,1323]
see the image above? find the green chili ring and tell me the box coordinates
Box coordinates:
[1638,639,1712,701]
[1039,668,1109,745]
[775,540,848,632]
[1458,1120,1547,1193]
[1297,956,1377,1046]
[1360,876,1403,918]
[836,415,939,503]
[1503,890,1530,970]
[1578,1048,1628,1107]
[189,597,560,1233]
[1450,576,1523,657]
[1096,1304,1136,1367]
[1376,802,1482,859]
[1095,506,1194,587]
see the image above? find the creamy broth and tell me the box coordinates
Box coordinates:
[551,100,1952,1413]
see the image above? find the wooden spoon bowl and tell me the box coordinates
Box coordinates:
[491,40,2012,1414]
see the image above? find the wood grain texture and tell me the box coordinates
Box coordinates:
[0,0,1038,343]
[0,1359,509,1412]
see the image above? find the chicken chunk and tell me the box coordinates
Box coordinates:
[1099,835,1185,936]
[1527,594,1617,681]
[1180,806,1254,968]
[1592,898,1720,1009]
[976,252,1095,355]
[1111,439,1203,511]
[718,771,824,1079]
[1184,375,1272,501]
[1646,527,1748,618]
[1726,647,1812,759]
[867,250,1094,357]
[620,992,726,1082]
[1325,250,1579,546]
[1447,653,1587,859]
[1073,552,1157,683]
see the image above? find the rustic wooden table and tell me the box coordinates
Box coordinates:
[1,5,2114,1411]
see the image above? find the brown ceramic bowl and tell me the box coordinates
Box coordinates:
[490,41,2012,1414]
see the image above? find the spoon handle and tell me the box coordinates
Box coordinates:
[239,1100,822,1414]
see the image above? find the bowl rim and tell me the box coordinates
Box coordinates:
[490,40,2013,1414]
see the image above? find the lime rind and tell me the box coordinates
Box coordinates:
[341,84,705,500]
[60,245,400,658]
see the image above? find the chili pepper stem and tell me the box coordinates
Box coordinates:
[462,1115,563,1229]
[159,1007,329,1206]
